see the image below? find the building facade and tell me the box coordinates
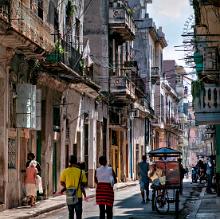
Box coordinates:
[0,0,103,209]
[190,0,220,194]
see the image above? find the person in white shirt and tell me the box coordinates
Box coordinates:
[95,156,117,219]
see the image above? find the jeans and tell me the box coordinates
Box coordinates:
[68,198,82,219]
[99,204,113,219]
[207,174,213,192]
[140,180,149,199]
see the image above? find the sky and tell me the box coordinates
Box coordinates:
[148,0,193,69]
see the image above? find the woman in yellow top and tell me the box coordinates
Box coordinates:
[60,155,87,219]
[148,163,165,187]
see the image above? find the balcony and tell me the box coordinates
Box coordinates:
[44,37,82,74]
[151,67,160,84]
[112,62,138,83]
[194,84,220,124]
[110,76,135,101]
[109,4,135,42]
[0,1,54,54]
[165,116,179,130]
[134,96,154,116]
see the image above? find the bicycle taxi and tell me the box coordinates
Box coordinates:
[148,147,182,215]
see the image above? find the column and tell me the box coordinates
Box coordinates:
[88,116,96,187]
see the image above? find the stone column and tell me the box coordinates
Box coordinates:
[0,64,8,209]
[88,116,97,187]
[0,47,14,209]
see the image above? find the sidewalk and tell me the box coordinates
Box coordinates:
[185,181,220,219]
[0,181,138,219]
[194,188,220,219]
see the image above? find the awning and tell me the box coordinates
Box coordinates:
[148,147,182,157]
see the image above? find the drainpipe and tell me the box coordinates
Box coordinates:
[129,118,133,179]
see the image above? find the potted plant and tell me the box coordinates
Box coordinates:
[46,41,64,63]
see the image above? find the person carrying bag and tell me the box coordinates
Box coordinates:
[60,155,87,219]
[66,170,82,205]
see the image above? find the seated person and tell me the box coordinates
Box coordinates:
[148,163,165,187]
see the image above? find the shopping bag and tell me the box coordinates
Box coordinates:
[36,175,43,194]
[66,187,78,205]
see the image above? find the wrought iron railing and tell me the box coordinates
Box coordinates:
[46,34,83,75]
[194,84,220,112]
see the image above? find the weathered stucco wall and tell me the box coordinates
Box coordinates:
[83,0,109,91]
[0,52,8,209]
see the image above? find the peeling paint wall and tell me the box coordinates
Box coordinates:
[0,47,8,209]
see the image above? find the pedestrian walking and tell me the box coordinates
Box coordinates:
[26,152,41,173]
[95,156,117,219]
[138,155,150,204]
[60,155,87,219]
[206,156,214,194]
[185,167,189,178]
[196,160,206,183]
[191,166,198,183]
[78,162,87,201]
[25,160,38,207]
[26,152,43,196]
[178,158,185,195]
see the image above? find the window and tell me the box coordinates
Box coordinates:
[30,0,43,20]
[53,107,60,132]
[8,139,16,169]
[204,47,218,71]
[38,0,43,20]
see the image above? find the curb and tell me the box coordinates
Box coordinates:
[17,203,67,219]
[187,186,206,219]
[15,182,138,219]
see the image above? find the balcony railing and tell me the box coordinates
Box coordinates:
[112,63,138,83]
[109,5,135,41]
[0,1,54,52]
[110,76,135,100]
[134,96,154,115]
[46,38,82,75]
[62,41,82,74]
[194,84,220,124]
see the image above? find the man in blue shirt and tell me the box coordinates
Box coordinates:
[138,155,150,204]
[206,157,214,194]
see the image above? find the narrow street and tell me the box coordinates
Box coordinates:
[0,0,220,218]
[35,180,203,219]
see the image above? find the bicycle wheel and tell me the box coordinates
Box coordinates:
[155,193,169,214]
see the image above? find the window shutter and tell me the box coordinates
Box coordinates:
[16,84,36,129]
